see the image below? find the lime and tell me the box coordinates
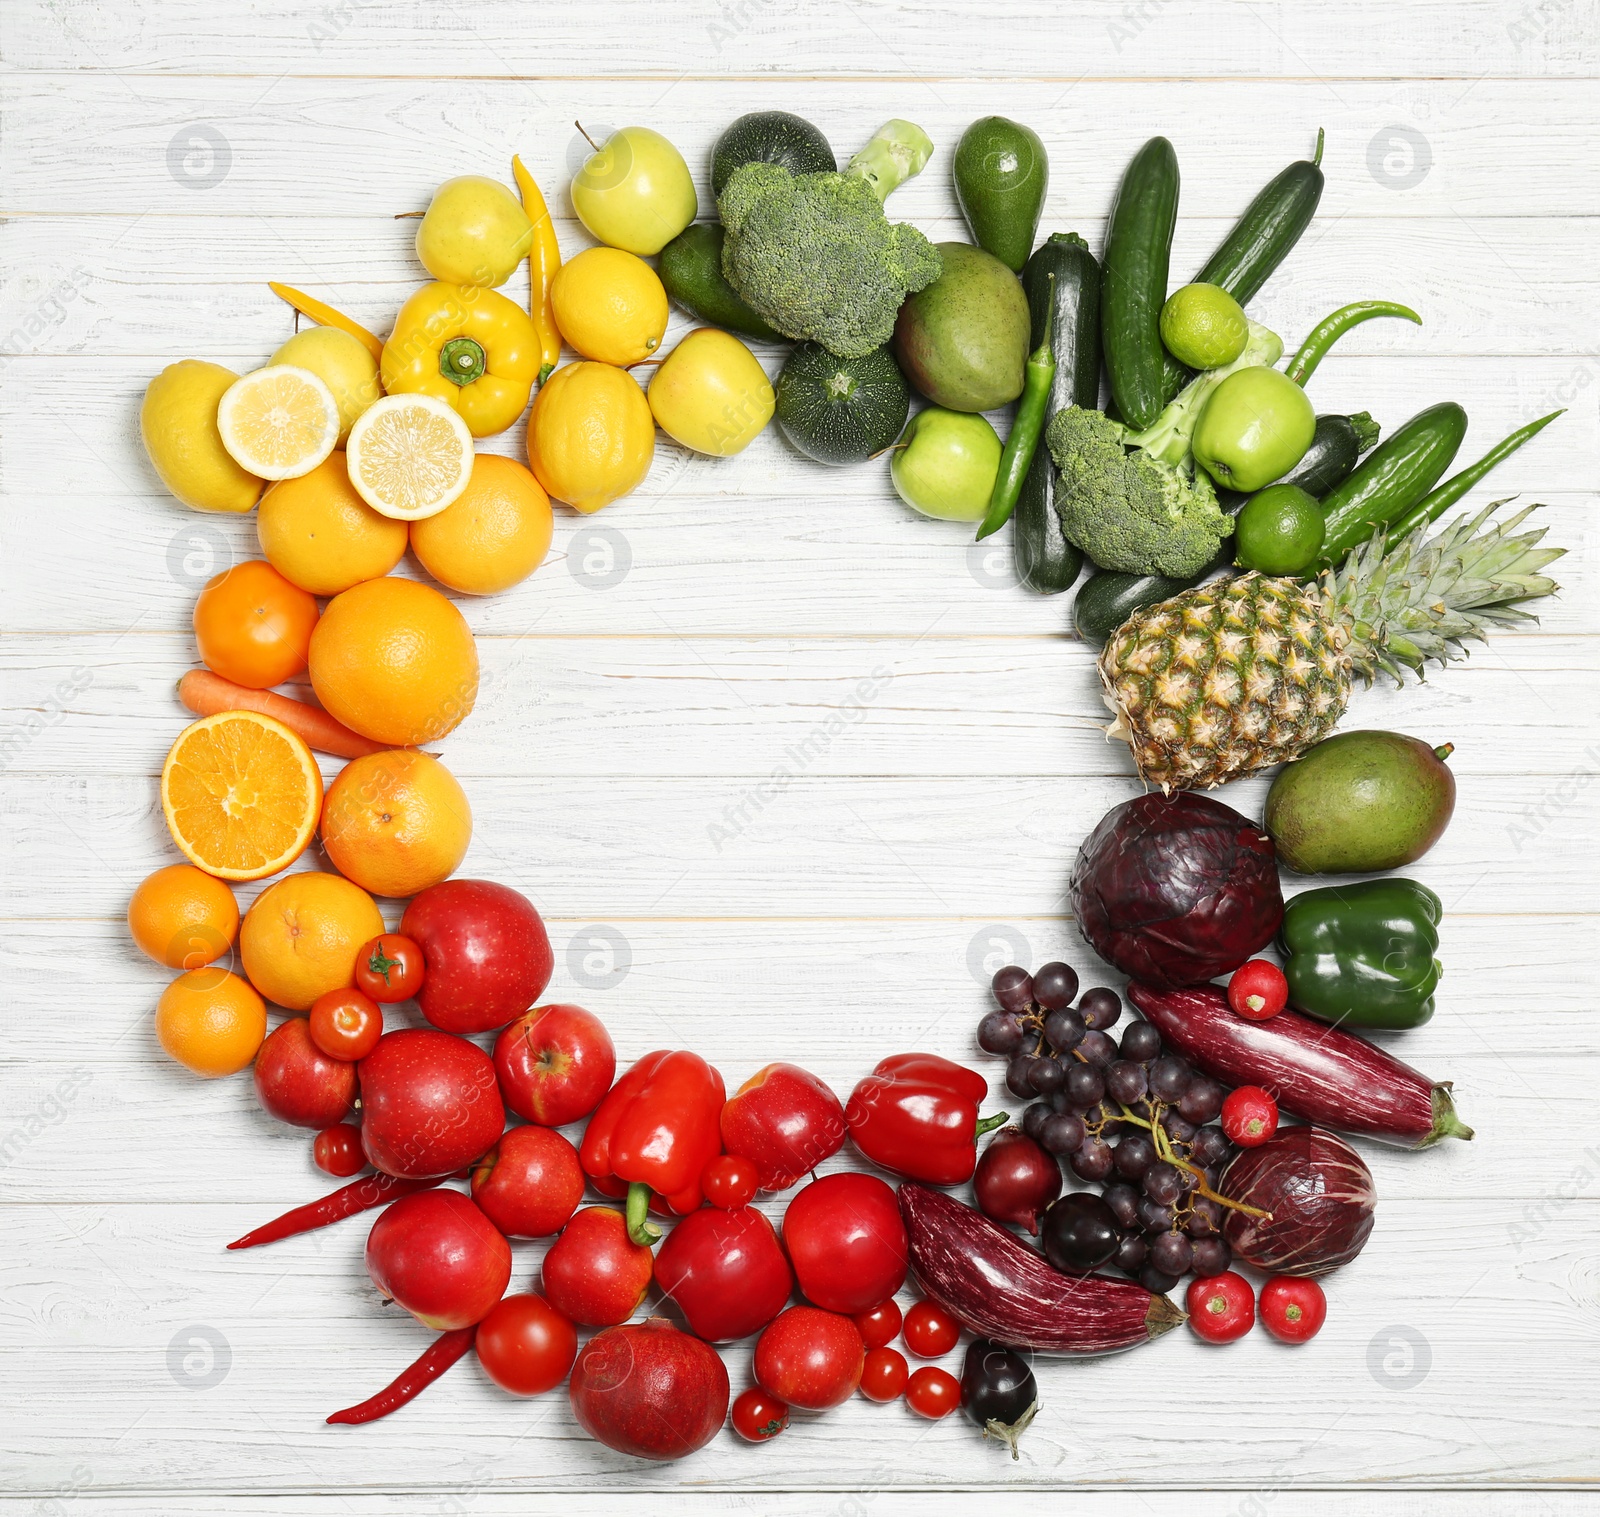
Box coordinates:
[1160,283,1249,370]
[1234,484,1326,576]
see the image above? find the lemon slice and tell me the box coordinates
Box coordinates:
[216,364,341,481]
[345,393,475,520]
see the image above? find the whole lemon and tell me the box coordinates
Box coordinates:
[417,176,533,288]
[141,360,265,514]
[409,454,553,595]
[256,452,409,596]
[270,327,381,444]
[648,329,774,456]
[527,362,655,514]
[550,247,669,366]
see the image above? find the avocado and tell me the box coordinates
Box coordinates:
[953,116,1049,272]
[1265,730,1457,875]
[892,242,1030,413]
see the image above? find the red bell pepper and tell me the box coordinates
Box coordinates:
[580,1050,725,1243]
[845,1053,1004,1186]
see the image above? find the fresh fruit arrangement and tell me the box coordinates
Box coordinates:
[128,107,1554,1463]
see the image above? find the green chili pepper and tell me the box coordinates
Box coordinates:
[975,276,1056,541]
[1285,299,1422,387]
[1279,877,1443,1031]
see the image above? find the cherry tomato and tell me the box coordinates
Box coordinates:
[192,560,318,690]
[1221,1085,1279,1148]
[312,1122,366,1177]
[858,1345,909,1403]
[730,1386,789,1442]
[1228,959,1288,1020]
[852,1299,903,1350]
[1259,1275,1327,1344]
[753,1306,865,1410]
[701,1153,759,1209]
[905,1365,960,1419]
[902,1299,960,1358]
[353,933,426,1003]
[1187,1271,1255,1344]
[308,987,383,1062]
[474,1294,578,1396]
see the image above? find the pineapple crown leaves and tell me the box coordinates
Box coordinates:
[1323,498,1565,687]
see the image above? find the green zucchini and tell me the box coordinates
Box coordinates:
[1318,401,1468,563]
[711,112,836,197]
[1014,446,1084,594]
[658,223,783,342]
[1074,567,1202,648]
[1102,137,1179,431]
[774,343,910,466]
[1195,129,1325,305]
[1278,412,1381,497]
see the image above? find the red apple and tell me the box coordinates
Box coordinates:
[358,1029,505,1179]
[469,1124,584,1238]
[401,879,553,1035]
[569,1318,729,1461]
[720,1062,846,1191]
[253,1017,356,1129]
[654,1205,793,1344]
[782,1172,907,1314]
[541,1206,653,1327]
[493,1003,615,1126]
[365,1188,511,1330]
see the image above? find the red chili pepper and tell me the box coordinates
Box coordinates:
[845,1053,1004,1186]
[226,1173,444,1250]
[579,1050,725,1243]
[325,1326,476,1424]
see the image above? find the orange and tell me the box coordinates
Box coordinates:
[128,863,240,970]
[193,559,320,689]
[155,968,267,1077]
[320,750,473,898]
[161,712,323,881]
[527,361,655,514]
[408,454,553,596]
[308,576,478,746]
[239,871,384,1011]
[256,453,409,596]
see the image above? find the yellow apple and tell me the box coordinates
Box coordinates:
[571,126,697,256]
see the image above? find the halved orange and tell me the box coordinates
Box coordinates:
[160,711,323,881]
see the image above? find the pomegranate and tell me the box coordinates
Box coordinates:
[568,1318,729,1460]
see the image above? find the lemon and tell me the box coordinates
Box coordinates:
[550,247,669,366]
[1160,283,1249,370]
[270,327,380,444]
[417,176,534,289]
[140,360,265,514]
[346,392,475,520]
[527,361,655,514]
[217,364,341,481]
[648,329,773,456]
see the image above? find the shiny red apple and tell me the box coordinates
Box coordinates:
[401,879,554,1035]
[470,1124,584,1238]
[365,1188,511,1330]
[253,1016,356,1129]
[654,1205,793,1343]
[720,1062,846,1191]
[357,1028,505,1179]
[493,1003,615,1126]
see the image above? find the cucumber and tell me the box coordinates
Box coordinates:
[1102,137,1179,431]
[1195,129,1326,305]
[1014,446,1083,594]
[711,112,836,198]
[1074,567,1202,648]
[774,343,909,466]
[1318,401,1468,563]
[658,223,783,343]
[1278,412,1380,498]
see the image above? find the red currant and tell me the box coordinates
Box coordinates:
[1221,1085,1279,1148]
[1186,1271,1255,1344]
[1228,959,1288,1020]
[730,1387,789,1442]
[1259,1276,1327,1344]
[852,1299,903,1350]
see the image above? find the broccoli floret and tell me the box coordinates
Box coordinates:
[1047,406,1230,577]
[718,121,941,358]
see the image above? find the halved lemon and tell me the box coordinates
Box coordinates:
[217,364,341,480]
[345,393,474,520]
[160,711,323,881]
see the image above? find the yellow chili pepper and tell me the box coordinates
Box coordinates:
[267,282,384,362]
[511,154,563,386]
[381,281,538,438]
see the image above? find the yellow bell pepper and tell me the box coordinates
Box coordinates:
[381,281,537,437]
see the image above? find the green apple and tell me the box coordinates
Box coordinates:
[571,126,697,256]
[1192,366,1316,493]
[890,406,1002,521]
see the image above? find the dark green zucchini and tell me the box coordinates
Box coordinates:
[658,223,783,342]
[1101,137,1179,431]
[1195,129,1325,305]
[774,343,909,466]
[1074,567,1202,647]
[1278,412,1381,497]
[711,112,836,197]
[1014,446,1083,594]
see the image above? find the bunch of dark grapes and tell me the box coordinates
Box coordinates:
[978,963,1237,1296]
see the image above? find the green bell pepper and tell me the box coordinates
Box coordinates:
[1279,878,1442,1030]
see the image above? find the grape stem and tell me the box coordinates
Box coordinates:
[1139,1105,1274,1222]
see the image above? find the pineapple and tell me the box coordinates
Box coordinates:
[1099,501,1565,791]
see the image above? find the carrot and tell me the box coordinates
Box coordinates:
[177,670,389,760]
[267,281,385,362]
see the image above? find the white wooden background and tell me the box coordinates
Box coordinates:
[3,2,1599,1511]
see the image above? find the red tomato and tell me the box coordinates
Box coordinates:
[312,1122,366,1177]
[1259,1275,1327,1344]
[730,1387,789,1443]
[701,1154,759,1209]
[753,1306,864,1410]
[541,1207,653,1328]
[653,1206,792,1344]
[308,987,383,1062]
[353,933,426,1003]
[905,1366,960,1419]
[858,1346,909,1403]
[474,1293,577,1396]
[902,1299,960,1359]
[1187,1271,1256,1344]
[192,560,318,690]
[852,1299,903,1350]
[782,1172,908,1314]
